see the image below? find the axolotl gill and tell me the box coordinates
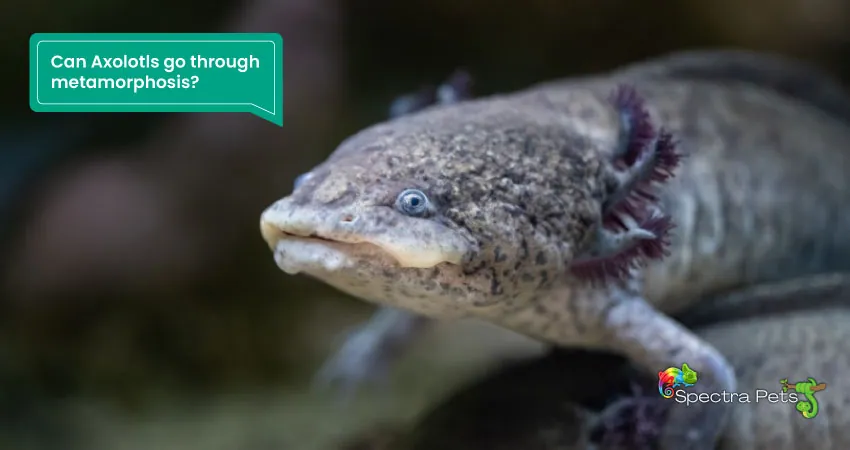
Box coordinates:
[261,85,678,317]
[259,51,850,450]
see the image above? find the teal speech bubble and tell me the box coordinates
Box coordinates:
[29,33,284,126]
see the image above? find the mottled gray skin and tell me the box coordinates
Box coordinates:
[704,308,850,449]
[260,51,850,449]
[265,91,605,317]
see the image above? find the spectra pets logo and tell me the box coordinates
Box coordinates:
[657,363,828,420]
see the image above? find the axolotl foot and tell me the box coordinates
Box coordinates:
[590,382,669,450]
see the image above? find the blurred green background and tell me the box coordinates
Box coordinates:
[0,0,848,448]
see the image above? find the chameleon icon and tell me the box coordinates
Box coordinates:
[658,363,698,398]
[781,377,827,419]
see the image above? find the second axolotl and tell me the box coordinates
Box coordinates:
[259,50,850,449]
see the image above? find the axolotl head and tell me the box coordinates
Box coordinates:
[260,85,680,318]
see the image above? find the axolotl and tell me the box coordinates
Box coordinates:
[259,50,850,449]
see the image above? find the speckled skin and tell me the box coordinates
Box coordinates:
[704,308,850,449]
[265,91,607,317]
[260,51,850,449]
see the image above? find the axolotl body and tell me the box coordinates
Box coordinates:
[259,51,850,449]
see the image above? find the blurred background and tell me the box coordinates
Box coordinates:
[0,0,848,448]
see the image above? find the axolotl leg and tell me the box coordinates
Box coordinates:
[601,291,736,449]
[313,71,473,391]
[492,280,736,450]
[489,91,735,448]
[314,307,432,391]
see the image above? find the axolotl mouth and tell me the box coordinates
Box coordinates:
[258,197,488,317]
[258,198,473,275]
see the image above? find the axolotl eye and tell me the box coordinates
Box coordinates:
[396,188,431,217]
[293,172,313,191]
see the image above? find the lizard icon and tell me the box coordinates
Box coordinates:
[658,363,698,398]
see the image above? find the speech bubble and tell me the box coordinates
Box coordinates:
[29,33,284,126]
